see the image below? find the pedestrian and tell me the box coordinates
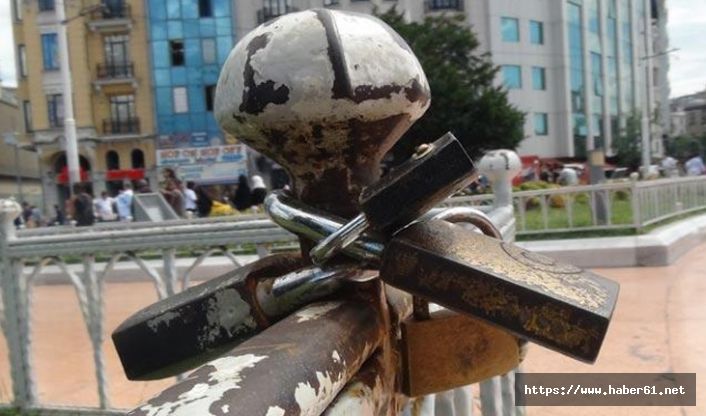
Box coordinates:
[135,179,152,193]
[250,175,267,206]
[685,153,705,176]
[195,185,213,217]
[28,205,43,227]
[116,184,134,221]
[161,179,185,217]
[53,204,65,225]
[233,174,252,212]
[72,183,95,227]
[183,181,198,217]
[95,191,116,222]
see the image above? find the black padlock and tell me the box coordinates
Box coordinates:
[379,219,620,363]
[310,132,477,264]
[267,192,620,363]
[112,254,373,380]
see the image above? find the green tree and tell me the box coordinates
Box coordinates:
[612,112,642,169]
[377,8,525,160]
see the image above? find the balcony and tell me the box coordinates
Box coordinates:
[102,118,140,137]
[94,62,136,91]
[96,62,134,79]
[257,5,298,24]
[424,0,464,12]
[87,3,132,32]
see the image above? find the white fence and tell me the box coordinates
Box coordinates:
[3,175,705,414]
[445,176,706,236]
[0,184,519,415]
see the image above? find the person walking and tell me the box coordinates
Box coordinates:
[95,191,116,222]
[116,184,134,221]
[233,174,252,212]
[250,175,267,206]
[183,181,198,217]
[73,184,95,227]
[195,185,213,217]
[685,153,705,176]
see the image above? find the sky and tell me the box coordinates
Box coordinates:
[1,0,705,98]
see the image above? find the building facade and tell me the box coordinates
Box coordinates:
[670,89,706,138]
[0,87,42,206]
[11,0,157,212]
[233,0,669,160]
[146,0,248,185]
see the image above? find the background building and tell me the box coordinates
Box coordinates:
[670,88,706,138]
[11,0,157,212]
[234,0,670,161]
[146,0,248,185]
[0,87,42,206]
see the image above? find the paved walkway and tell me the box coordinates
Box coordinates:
[1,243,705,414]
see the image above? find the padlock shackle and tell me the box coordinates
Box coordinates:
[266,192,504,265]
[265,191,384,265]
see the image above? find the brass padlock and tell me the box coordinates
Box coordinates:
[400,297,522,397]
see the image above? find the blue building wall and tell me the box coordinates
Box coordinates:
[147,0,234,147]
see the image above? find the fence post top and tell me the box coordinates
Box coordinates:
[0,198,21,240]
[478,149,521,181]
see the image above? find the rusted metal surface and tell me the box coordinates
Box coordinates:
[323,352,397,416]
[129,282,388,416]
[381,219,619,363]
[215,9,430,216]
[113,254,303,380]
[400,309,521,397]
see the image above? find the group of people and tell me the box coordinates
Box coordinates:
[158,170,267,218]
[13,172,271,229]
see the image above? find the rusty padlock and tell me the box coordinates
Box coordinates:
[400,297,522,397]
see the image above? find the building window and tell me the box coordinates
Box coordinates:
[532,66,546,90]
[106,151,120,170]
[18,45,27,77]
[41,33,59,70]
[323,0,339,5]
[131,149,145,168]
[13,0,22,20]
[501,17,519,42]
[502,65,522,89]
[47,94,64,128]
[534,113,548,136]
[205,85,216,112]
[38,0,55,12]
[202,38,216,64]
[23,101,32,132]
[199,0,213,17]
[530,20,544,45]
[173,87,188,113]
[170,40,185,66]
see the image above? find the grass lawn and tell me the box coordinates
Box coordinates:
[519,194,633,232]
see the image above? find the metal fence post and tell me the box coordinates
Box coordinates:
[629,175,642,231]
[0,199,36,407]
[478,150,522,210]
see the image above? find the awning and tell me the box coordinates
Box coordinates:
[106,168,145,181]
[56,166,90,184]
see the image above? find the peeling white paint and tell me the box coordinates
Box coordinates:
[295,302,342,323]
[294,369,348,416]
[147,311,181,332]
[265,406,286,416]
[331,351,341,363]
[221,404,230,413]
[198,288,257,348]
[137,354,267,416]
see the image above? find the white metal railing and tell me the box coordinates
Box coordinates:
[452,176,706,236]
[0,169,521,415]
